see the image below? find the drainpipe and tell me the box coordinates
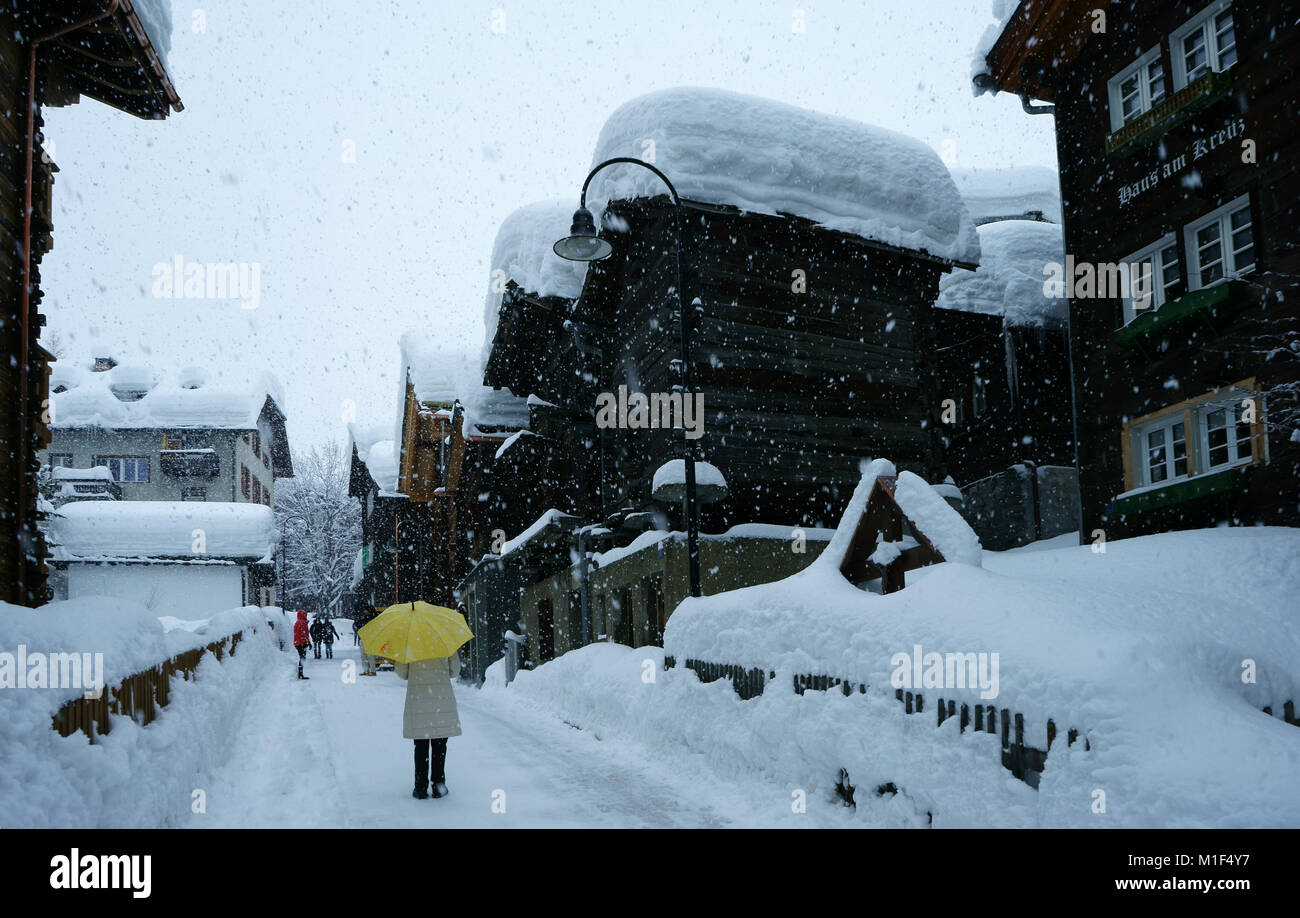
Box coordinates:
[17,1,124,603]
[577,526,591,645]
[1020,94,1054,115]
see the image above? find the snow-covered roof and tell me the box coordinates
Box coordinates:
[936,219,1066,327]
[587,88,980,266]
[51,466,115,482]
[49,501,278,562]
[971,0,1022,93]
[498,509,578,558]
[949,166,1061,224]
[129,0,174,71]
[481,201,589,368]
[398,330,530,440]
[49,361,286,432]
[346,422,400,496]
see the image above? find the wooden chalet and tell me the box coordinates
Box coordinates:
[2,1,181,606]
[484,91,982,539]
[977,0,1300,537]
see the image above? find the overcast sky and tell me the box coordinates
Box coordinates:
[42,0,1055,458]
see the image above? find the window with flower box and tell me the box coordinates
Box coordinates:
[1107,46,1166,132]
[1123,380,1263,491]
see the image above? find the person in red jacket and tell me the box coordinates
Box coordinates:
[293,609,311,680]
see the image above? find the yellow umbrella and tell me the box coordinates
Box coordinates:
[359,601,473,664]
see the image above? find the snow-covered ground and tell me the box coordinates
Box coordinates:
[188,622,850,827]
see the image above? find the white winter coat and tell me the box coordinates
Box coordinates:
[394,655,462,739]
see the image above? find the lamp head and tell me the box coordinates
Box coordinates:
[553,206,613,261]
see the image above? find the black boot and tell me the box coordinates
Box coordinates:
[413,739,430,799]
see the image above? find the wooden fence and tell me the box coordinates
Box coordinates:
[668,654,1299,790]
[51,631,246,743]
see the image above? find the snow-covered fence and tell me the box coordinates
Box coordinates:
[52,631,246,742]
[665,655,1088,789]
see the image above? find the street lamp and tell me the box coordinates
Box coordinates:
[554,156,703,598]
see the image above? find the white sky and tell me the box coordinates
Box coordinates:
[41,0,1056,458]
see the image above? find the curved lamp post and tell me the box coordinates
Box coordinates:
[554,157,703,599]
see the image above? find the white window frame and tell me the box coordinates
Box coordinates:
[1195,390,1256,472]
[1134,413,1190,487]
[1107,45,1167,131]
[48,454,73,469]
[1184,194,1255,290]
[1120,233,1180,326]
[1171,1,1237,89]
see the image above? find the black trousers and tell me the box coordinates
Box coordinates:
[295,644,307,677]
[413,738,448,787]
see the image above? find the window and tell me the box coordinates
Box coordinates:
[93,456,149,483]
[253,477,262,503]
[182,487,207,501]
[1121,234,1180,325]
[1125,382,1262,489]
[1139,416,1189,485]
[1185,196,1254,289]
[48,454,73,469]
[1201,400,1254,470]
[1172,2,1237,88]
[241,464,251,498]
[262,489,271,507]
[1108,46,1166,130]
[262,447,270,469]
[250,430,261,454]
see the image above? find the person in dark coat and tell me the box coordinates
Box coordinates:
[309,617,324,659]
[322,619,340,659]
[292,610,311,680]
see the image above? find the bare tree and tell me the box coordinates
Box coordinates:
[274,441,361,615]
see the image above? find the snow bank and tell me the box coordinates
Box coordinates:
[588,88,979,265]
[0,599,279,827]
[936,219,1066,326]
[49,501,278,561]
[491,526,1300,827]
[482,201,589,368]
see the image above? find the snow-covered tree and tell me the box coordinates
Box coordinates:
[274,441,360,615]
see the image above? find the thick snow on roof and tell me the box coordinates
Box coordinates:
[950,166,1061,224]
[346,422,400,496]
[481,201,588,368]
[936,219,1066,326]
[586,88,979,265]
[129,0,173,69]
[892,471,983,566]
[50,360,284,430]
[652,459,727,492]
[499,509,577,558]
[49,501,278,562]
[971,0,1022,93]
[398,330,529,439]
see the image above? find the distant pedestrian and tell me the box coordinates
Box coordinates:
[292,610,311,680]
[395,654,461,799]
[322,619,340,659]
[310,617,324,659]
[352,617,361,646]
[358,608,378,676]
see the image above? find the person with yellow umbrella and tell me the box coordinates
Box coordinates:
[358,601,473,800]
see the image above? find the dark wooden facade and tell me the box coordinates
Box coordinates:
[484,196,967,532]
[983,0,1300,537]
[934,307,1075,484]
[2,2,180,606]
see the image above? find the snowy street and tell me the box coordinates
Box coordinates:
[190,625,819,828]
